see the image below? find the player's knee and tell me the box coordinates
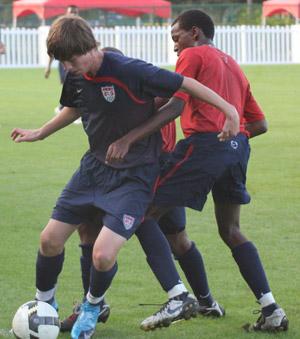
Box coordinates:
[167,232,192,257]
[39,230,64,256]
[218,224,245,248]
[92,249,115,271]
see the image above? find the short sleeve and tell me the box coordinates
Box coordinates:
[173,48,202,102]
[139,61,184,98]
[244,86,265,123]
[60,74,81,108]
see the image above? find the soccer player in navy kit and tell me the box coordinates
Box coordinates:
[106,10,288,333]
[11,15,239,338]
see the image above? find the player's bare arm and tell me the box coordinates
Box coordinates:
[11,107,80,143]
[181,77,240,141]
[246,119,268,138]
[105,97,184,164]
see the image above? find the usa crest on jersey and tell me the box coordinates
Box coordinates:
[101,85,115,102]
[123,214,135,230]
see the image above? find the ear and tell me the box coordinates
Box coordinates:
[191,26,204,41]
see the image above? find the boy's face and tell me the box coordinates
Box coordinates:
[171,22,195,56]
[62,50,98,76]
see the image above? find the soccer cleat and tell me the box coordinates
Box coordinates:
[140,292,198,331]
[198,300,225,317]
[71,301,100,339]
[60,299,110,332]
[243,308,288,332]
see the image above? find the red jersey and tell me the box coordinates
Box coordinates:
[161,120,176,153]
[174,45,265,138]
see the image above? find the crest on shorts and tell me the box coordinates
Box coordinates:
[123,214,135,230]
[231,140,239,149]
[101,85,115,103]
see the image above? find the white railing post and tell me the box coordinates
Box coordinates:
[114,26,121,51]
[291,24,300,63]
[167,26,176,66]
[38,25,50,67]
[240,25,247,64]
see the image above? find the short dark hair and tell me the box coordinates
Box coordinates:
[47,15,97,61]
[172,10,215,40]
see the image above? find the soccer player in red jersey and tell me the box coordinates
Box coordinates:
[105,10,288,332]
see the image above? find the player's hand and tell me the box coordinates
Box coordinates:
[105,139,130,165]
[218,108,240,141]
[44,69,51,79]
[11,128,41,143]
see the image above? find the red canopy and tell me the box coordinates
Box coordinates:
[262,0,300,19]
[13,0,171,21]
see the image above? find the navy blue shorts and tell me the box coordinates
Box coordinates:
[158,207,186,235]
[52,152,160,239]
[153,133,251,211]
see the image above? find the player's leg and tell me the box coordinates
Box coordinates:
[214,201,288,331]
[35,218,76,308]
[71,226,125,339]
[60,219,110,333]
[135,218,199,331]
[159,207,224,317]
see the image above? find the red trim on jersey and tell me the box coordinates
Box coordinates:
[153,144,194,193]
[83,74,146,105]
[161,121,176,153]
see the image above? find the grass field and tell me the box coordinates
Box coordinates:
[0,65,299,339]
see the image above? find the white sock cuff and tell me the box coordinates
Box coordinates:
[259,292,276,308]
[86,291,104,305]
[167,283,188,299]
[35,285,56,302]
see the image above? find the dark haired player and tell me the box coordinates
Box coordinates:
[105,10,288,333]
[11,15,239,339]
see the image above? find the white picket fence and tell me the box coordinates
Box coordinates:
[0,25,300,68]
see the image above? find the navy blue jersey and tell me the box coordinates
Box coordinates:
[60,52,183,168]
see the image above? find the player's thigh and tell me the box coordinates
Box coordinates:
[93,226,127,264]
[40,218,77,249]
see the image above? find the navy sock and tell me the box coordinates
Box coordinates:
[232,241,271,300]
[135,218,182,292]
[36,250,64,291]
[89,263,118,298]
[79,244,93,296]
[177,242,213,306]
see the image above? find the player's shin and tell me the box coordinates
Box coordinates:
[136,219,198,330]
[35,250,64,308]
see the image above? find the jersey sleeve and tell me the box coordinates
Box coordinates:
[173,48,202,102]
[60,74,81,108]
[244,86,265,123]
[140,62,184,98]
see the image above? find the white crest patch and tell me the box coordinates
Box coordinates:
[230,140,239,149]
[101,85,115,102]
[123,214,135,230]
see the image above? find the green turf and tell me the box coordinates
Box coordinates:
[0,66,299,338]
